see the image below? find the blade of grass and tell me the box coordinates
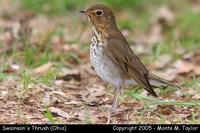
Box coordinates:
[132,93,200,106]
[44,106,55,124]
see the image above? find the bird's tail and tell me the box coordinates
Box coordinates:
[148,73,181,90]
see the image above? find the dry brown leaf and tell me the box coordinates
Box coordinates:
[48,107,70,119]
[156,105,174,116]
[64,100,82,105]
[62,84,81,90]
[82,94,97,105]
[82,85,106,105]
[0,91,8,99]
[159,108,172,115]
[193,66,200,75]
[152,6,175,26]
[57,68,81,81]
[11,64,20,71]
[153,54,172,69]
[152,68,177,81]
[33,62,53,75]
[63,44,80,52]
[174,60,200,75]
[191,0,200,13]
[49,90,65,96]
[174,60,193,74]
[0,63,20,75]
[54,80,65,86]
[136,6,175,45]
[192,92,200,100]
[42,93,51,106]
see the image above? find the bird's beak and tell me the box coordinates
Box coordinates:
[80,10,86,14]
[80,10,90,16]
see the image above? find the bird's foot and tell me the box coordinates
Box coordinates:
[106,111,111,124]
[106,106,117,124]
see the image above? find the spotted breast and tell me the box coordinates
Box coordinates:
[90,27,126,88]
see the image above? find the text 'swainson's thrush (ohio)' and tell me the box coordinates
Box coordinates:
[81,4,179,122]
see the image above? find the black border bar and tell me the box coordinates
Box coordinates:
[0,124,200,132]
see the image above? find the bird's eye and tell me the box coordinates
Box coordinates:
[96,10,103,16]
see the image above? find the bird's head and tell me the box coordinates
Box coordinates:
[81,4,117,30]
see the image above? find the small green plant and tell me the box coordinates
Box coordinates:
[20,70,33,91]
[151,43,179,61]
[159,87,176,95]
[0,50,9,79]
[184,76,200,90]
[37,67,58,85]
[44,106,55,124]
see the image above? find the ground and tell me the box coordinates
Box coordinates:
[0,0,200,124]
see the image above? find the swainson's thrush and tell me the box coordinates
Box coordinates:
[81,4,180,123]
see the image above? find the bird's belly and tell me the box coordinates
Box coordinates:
[90,42,124,87]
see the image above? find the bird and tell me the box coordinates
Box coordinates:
[80,4,180,123]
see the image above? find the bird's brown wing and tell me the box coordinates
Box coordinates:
[106,38,157,97]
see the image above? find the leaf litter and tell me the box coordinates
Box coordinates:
[0,1,200,124]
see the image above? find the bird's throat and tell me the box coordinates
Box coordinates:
[92,27,103,43]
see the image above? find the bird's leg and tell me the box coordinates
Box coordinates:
[107,86,121,124]
[111,86,121,112]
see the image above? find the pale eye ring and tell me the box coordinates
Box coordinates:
[96,10,103,16]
